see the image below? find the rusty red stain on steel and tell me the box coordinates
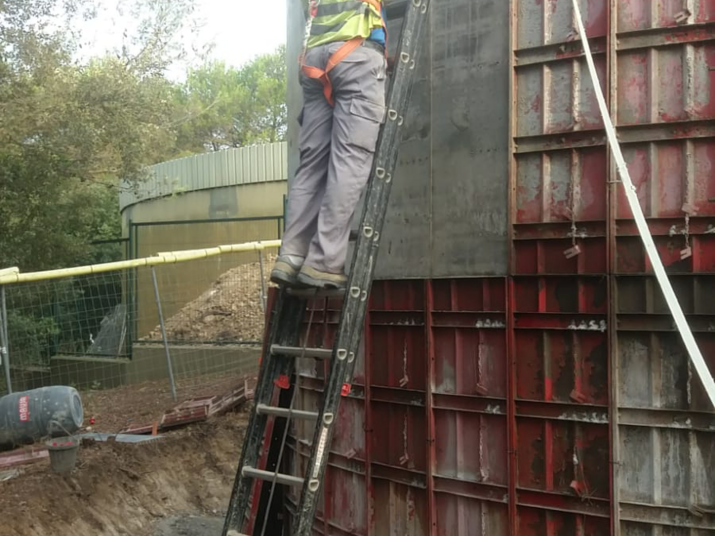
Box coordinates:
[425,280,437,536]
[544,421,554,491]
[544,377,553,401]
[585,0,607,36]
[530,94,542,113]
[363,301,374,536]
[697,1,715,22]
[161,407,208,429]
[245,380,282,536]
[664,27,715,43]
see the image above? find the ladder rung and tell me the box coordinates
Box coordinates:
[286,287,346,299]
[256,404,319,420]
[226,532,249,536]
[242,466,304,487]
[271,344,332,360]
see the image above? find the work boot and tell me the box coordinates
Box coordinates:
[296,265,347,290]
[270,255,304,286]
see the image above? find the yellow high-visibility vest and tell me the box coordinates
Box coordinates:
[307,0,384,49]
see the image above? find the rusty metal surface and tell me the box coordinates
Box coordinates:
[612,1,715,534]
[512,0,715,534]
[280,1,715,535]
[283,279,509,536]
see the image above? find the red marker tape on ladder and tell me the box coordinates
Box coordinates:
[274,375,290,390]
[341,383,351,397]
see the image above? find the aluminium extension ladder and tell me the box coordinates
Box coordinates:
[222,1,431,535]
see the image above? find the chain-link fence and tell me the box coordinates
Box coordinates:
[0,241,279,411]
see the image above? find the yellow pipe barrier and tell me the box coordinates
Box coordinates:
[0,268,19,278]
[0,240,282,286]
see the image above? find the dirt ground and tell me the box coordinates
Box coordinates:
[151,516,224,536]
[0,260,270,535]
[146,256,277,344]
[81,375,252,433]
[0,409,248,536]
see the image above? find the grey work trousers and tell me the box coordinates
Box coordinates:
[281,42,387,274]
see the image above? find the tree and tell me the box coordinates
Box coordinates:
[0,0,291,369]
[114,0,208,75]
[0,0,197,271]
[176,45,288,153]
[235,45,288,145]
[174,61,249,153]
[0,0,204,369]
[0,0,288,273]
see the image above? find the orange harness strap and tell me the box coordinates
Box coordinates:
[302,0,386,107]
[302,36,365,107]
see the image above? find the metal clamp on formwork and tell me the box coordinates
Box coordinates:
[571,0,715,408]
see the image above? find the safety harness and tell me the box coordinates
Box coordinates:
[301,0,387,107]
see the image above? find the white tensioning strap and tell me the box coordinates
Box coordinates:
[571,0,715,408]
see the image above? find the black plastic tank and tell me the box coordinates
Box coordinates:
[0,386,84,450]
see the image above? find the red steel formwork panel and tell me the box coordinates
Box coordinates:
[511,2,715,536]
[511,2,612,535]
[279,1,715,535]
[611,2,715,535]
[284,279,509,536]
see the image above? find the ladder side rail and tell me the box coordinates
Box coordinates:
[293,2,431,534]
[223,293,307,535]
[253,303,323,536]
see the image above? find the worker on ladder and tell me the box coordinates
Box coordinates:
[271,0,388,290]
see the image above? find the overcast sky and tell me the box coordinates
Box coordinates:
[77,0,287,78]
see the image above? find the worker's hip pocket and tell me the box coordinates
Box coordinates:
[347,97,386,153]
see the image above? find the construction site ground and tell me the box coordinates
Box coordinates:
[151,515,224,536]
[0,378,250,536]
[81,376,252,434]
[0,259,267,536]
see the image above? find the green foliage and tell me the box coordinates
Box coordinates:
[0,0,194,271]
[6,304,60,367]
[175,45,287,152]
[0,0,287,272]
[0,0,288,369]
[237,45,288,144]
[4,273,125,367]
[7,283,60,366]
[0,62,174,268]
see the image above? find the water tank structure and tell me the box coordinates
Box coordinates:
[119,143,288,338]
[120,143,289,258]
